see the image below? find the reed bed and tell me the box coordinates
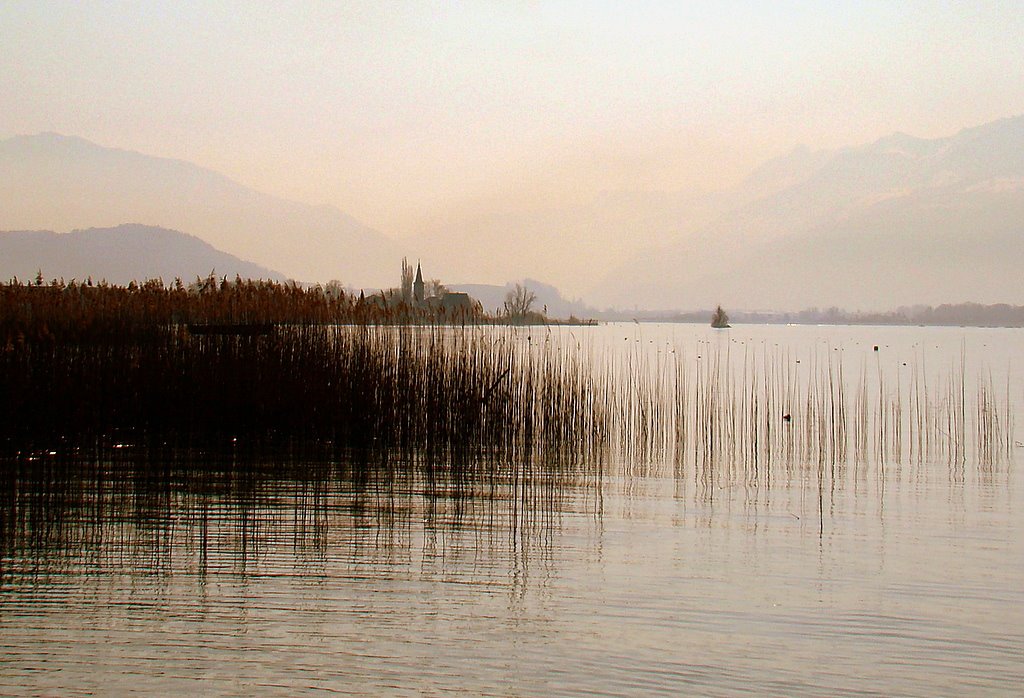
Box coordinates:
[0,276,482,344]
[1,324,607,471]
[2,326,1014,476]
[6,281,1017,579]
[2,314,1018,576]
[0,319,607,572]
[587,340,1015,484]
[1,278,1015,489]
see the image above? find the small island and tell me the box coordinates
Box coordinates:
[711,305,730,328]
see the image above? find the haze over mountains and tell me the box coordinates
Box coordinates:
[0,133,400,288]
[2,116,1023,311]
[591,115,1024,310]
[416,115,1024,311]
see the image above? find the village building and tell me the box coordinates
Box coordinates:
[413,263,424,304]
[360,261,480,318]
[413,262,478,315]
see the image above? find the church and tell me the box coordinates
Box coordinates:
[412,262,476,314]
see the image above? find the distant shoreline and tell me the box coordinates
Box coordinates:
[591,302,1024,329]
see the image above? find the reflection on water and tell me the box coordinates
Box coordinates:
[2,442,1021,695]
[2,325,1024,695]
[0,447,591,582]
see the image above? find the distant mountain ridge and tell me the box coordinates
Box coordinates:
[450,279,594,319]
[3,116,1024,312]
[590,114,1024,310]
[0,133,402,287]
[0,224,286,285]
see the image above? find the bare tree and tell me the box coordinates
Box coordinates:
[323,279,347,300]
[425,278,448,298]
[400,258,413,303]
[504,283,537,319]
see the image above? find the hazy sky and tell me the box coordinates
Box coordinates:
[3,1,1024,237]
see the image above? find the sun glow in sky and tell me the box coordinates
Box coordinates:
[3,1,1024,238]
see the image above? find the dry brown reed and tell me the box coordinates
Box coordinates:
[1,324,615,518]
[1,279,1015,488]
[0,276,483,346]
[591,341,1015,481]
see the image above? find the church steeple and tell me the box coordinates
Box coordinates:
[413,262,424,304]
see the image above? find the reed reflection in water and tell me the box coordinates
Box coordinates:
[0,445,592,582]
[1,441,1021,696]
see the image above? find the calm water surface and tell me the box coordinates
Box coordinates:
[2,324,1022,695]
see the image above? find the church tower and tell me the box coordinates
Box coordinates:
[413,262,424,304]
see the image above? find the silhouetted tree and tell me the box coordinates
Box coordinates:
[400,258,414,304]
[504,283,537,319]
[426,278,448,298]
[711,305,730,328]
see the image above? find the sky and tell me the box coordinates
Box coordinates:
[3,0,1024,240]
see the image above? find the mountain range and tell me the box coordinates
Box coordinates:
[0,224,284,285]
[2,117,1023,311]
[588,116,1024,310]
[0,133,401,288]
[415,116,1024,311]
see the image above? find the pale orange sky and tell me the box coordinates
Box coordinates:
[3,1,1024,238]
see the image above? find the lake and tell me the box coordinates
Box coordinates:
[2,323,1022,695]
